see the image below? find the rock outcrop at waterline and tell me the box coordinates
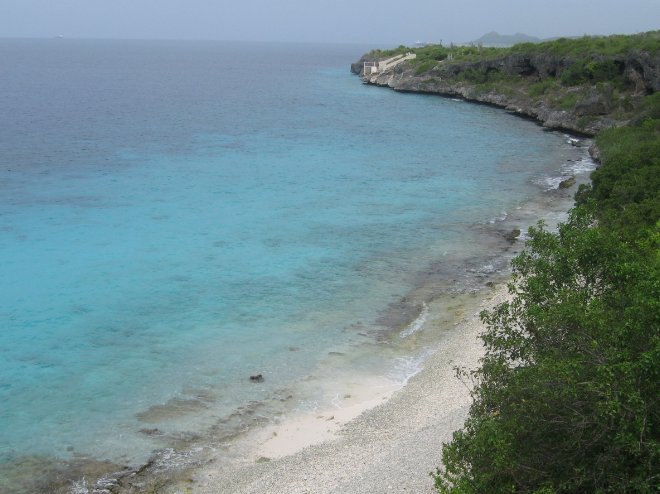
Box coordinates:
[352,46,660,136]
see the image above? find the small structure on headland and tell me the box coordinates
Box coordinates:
[363,52,417,76]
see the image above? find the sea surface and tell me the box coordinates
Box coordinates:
[0,39,593,491]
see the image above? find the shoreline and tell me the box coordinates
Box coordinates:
[183,148,594,492]
[2,185,588,494]
[4,89,595,494]
[54,143,593,494]
[192,283,511,493]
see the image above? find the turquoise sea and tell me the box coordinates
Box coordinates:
[0,39,592,491]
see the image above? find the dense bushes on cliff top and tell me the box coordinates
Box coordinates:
[509,31,660,58]
[433,86,659,492]
[582,96,660,238]
[373,31,660,67]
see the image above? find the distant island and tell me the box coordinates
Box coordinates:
[472,31,542,47]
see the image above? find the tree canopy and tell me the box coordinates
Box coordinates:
[434,90,659,493]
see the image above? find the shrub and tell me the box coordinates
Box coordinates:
[558,92,579,110]
[435,91,660,494]
[415,60,437,75]
[560,63,589,86]
[435,209,659,494]
[528,79,557,98]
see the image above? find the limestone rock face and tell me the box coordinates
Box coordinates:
[350,54,381,77]
[350,55,370,76]
[575,87,614,116]
[624,51,660,92]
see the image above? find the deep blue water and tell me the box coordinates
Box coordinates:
[0,39,585,472]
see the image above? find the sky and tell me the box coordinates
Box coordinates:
[1,0,659,45]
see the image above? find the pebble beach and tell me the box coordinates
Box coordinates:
[192,285,509,493]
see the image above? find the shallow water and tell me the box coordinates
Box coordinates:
[0,39,593,492]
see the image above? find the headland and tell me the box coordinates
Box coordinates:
[352,32,660,137]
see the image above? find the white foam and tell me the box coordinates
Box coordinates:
[562,157,597,175]
[70,478,89,494]
[534,175,564,191]
[398,356,425,384]
[536,155,597,191]
[400,303,429,339]
[389,348,435,385]
[488,210,508,224]
[481,264,496,274]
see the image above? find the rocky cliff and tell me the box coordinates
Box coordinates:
[352,42,660,136]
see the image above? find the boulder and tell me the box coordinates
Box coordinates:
[559,176,576,189]
[504,229,521,243]
[575,87,613,116]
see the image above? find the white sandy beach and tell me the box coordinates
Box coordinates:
[192,285,509,493]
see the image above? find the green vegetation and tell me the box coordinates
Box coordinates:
[416,60,437,75]
[358,30,660,492]
[433,75,660,493]
[370,31,659,72]
[528,79,559,98]
[559,60,627,88]
[366,31,659,123]
[367,43,509,70]
[581,94,660,239]
[509,32,660,58]
[558,92,580,110]
[575,115,598,131]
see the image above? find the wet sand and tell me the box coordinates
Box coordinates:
[191,284,510,493]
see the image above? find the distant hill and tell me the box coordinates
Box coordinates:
[474,31,541,47]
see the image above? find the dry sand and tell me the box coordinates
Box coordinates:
[191,284,509,493]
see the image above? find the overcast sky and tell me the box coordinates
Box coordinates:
[2,0,659,45]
